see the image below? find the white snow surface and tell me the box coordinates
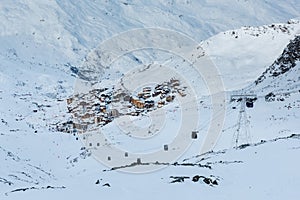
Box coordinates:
[0,1,300,200]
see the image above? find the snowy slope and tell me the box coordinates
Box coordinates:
[1,0,300,71]
[214,35,300,150]
[201,19,300,90]
[1,1,300,200]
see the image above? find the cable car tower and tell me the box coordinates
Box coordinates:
[230,94,257,148]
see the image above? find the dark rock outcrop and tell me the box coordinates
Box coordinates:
[255,36,300,85]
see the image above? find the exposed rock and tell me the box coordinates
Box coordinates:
[170,176,189,183]
[255,36,300,85]
[102,183,111,187]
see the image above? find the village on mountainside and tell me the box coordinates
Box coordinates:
[55,78,187,135]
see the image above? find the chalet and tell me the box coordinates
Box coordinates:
[152,91,161,97]
[137,92,144,98]
[73,123,88,131]
[66,98,73,104]
[56,121,74,133]
[166,95,175,102]
[91,88,101,94]
[157,101,165,108]
[109,109,120,118]
[99,102,107,112]
[73,112,79,118]
[142,93,151,99]
[163,86,170,91]
[155,84,163,90]
[67,104,78,112]
[103,117,112,124]
[145,100,155,109]
[79,101,88,106]
[123,95,131,102]
[99,96,106,102]
[143,87,152,93]
[131,111,139,116]
[177,89,186,97]
[82,112,95,119]
[160,93,166,99]
[99,121,106,126]
[130,97,144,109]
[94,116,102,124]
[170,80,180,87]
[113,92,127,102]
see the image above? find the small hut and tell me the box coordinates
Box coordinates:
[164,144,169,151]
[192,131,198,139]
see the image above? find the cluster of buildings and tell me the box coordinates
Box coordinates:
[56,78,186,134]
[128,78,186,115]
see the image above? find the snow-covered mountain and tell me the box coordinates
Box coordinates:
[0,1,300,200]
[1,0,299,71]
